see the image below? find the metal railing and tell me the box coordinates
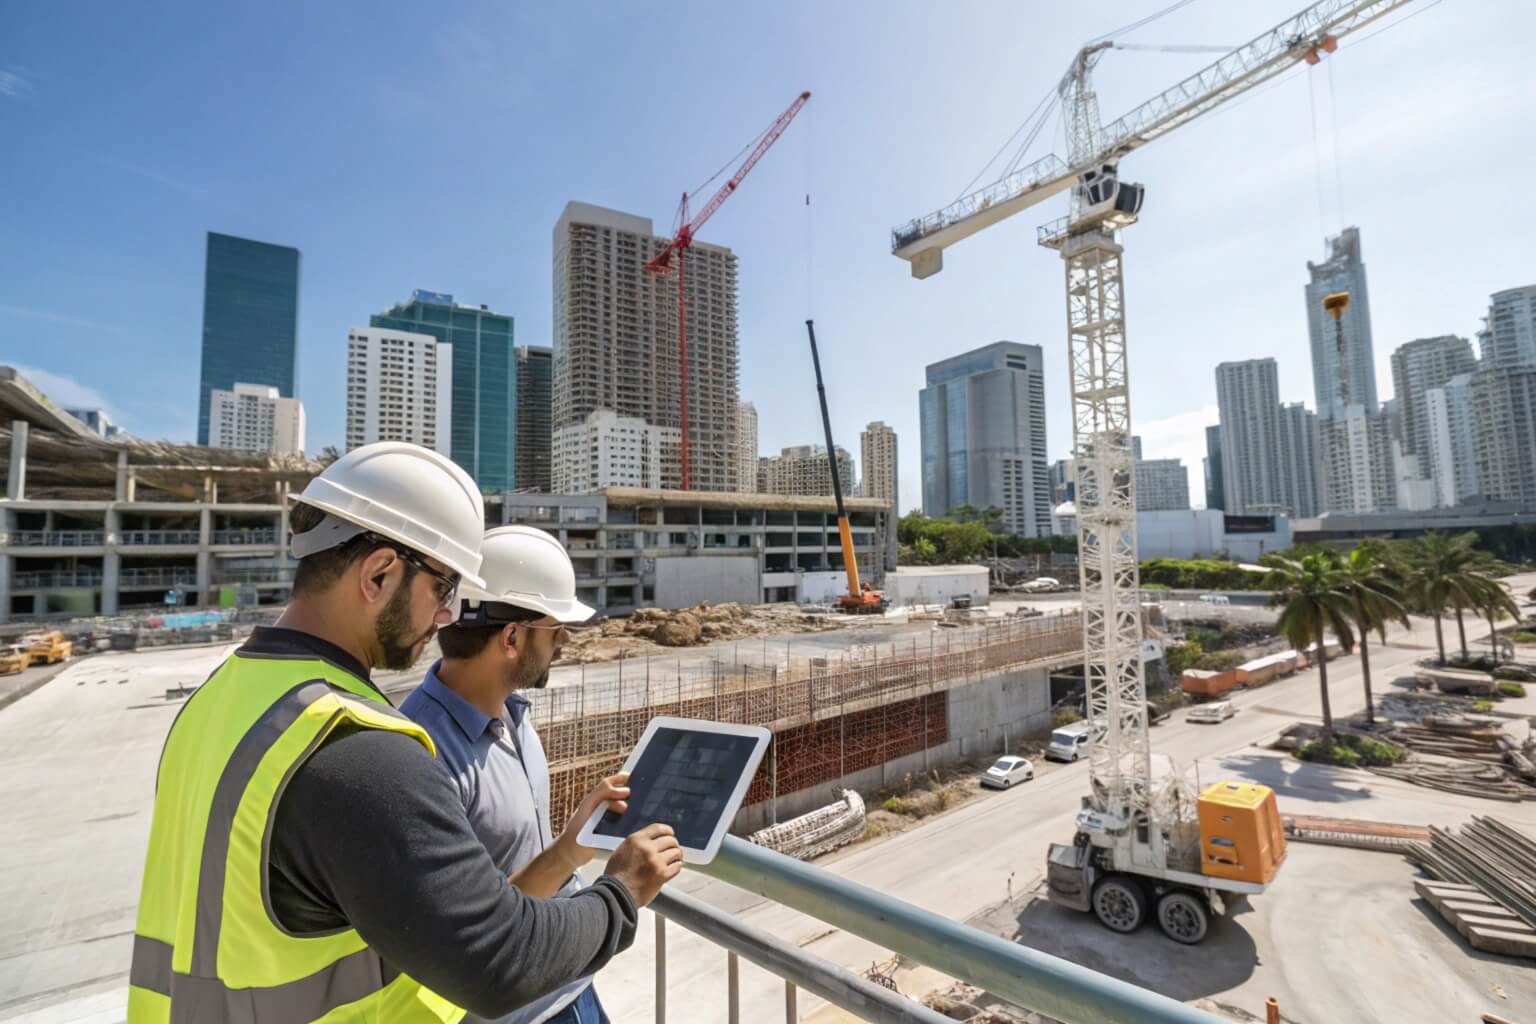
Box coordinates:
[213,567,293,583]
[119,530,202,546]
[1,530,106,547]
[211,529,277,545]
[119,567,197,586]
[11,570,105,588]
[687,837,1221,1024]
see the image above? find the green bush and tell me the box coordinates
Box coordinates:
[1296,733,1408,769]
[1497,681,1528,698]
[1451,655,1497,672]
[1166,641,1203,676]
[1142,581,1170,591]
[1509,631,1536,645]
[1053,706,1083,727]
[1473,699,1495,713]
[881,795,918,816]
[1184,625,1225,651]
[1194,650,1246,672]
[1141,558,1266,591]
[1494,666,1536,682]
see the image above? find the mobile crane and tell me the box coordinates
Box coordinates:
[806,320,887,615]
[892,0,1423,942]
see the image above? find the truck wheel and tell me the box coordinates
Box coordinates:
[1091,877,1146,933]
[1156,891,1209,944]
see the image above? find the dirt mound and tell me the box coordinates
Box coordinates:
[556,601,865,664]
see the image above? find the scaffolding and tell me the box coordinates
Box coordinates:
[529,611,1084,825]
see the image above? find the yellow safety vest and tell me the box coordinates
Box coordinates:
[127,647,465,1023]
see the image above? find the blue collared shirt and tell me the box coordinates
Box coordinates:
[401,661,591,1024]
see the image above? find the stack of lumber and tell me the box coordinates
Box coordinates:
[1408,816,1536,958]
[1371,761,1532,801]
[1283,813,1428,853]
[1376,715,1536,799]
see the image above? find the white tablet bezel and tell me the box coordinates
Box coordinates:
[576,716,771,864]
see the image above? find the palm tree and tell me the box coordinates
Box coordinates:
[1265,553,1357,734]
[1336,542,1408,726]
[1403,531,1492,666]
[1472,574,1521,665]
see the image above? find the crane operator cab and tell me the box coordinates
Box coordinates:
[1046,779,1286,944]
[1074,162,1145,232]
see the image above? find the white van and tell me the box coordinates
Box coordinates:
[1045,720,1093,762]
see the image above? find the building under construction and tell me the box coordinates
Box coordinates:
[552,201,740,492]
[0,366,317,621]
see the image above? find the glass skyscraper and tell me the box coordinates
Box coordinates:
[197,232,300,445]
[370,291,516,491]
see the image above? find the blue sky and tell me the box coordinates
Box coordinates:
[2,0,1528,510]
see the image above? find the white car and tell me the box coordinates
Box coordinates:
[981,755,1035,789]
[1045,721,1093,762]
[1187,699,1238,724]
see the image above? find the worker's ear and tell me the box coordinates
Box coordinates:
[499,623,522,660]
[356,546,400,604]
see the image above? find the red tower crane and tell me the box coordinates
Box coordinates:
[646,90,811,491]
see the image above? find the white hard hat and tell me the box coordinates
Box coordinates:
[290,442,486,589]
[459,525,594,624]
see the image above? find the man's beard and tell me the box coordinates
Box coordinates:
[374,581,436,671]
[510,649,553,691]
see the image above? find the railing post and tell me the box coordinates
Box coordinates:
[727,950,740,1024]
[784,979,798,1023]
[655,912,666,1024]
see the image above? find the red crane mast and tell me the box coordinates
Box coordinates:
[646,90,811,490]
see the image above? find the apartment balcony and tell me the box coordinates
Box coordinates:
[119,530,201,547]
[2,530,107,550]
[211,528,278,546]
[118,567,198,588]
[214,566,294,585]
[11,569,105,589]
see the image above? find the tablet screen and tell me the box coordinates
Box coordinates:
[593,726,760,849]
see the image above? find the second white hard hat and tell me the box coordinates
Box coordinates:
[460,525,595,624]
[290,442,486,589]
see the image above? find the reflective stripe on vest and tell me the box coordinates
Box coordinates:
[128,653,463,1024]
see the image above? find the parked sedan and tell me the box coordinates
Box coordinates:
[981,755,1035,789]
[1187,699,1238,724]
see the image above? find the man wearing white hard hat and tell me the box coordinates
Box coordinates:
[403,526,652,1024]
[128,444,681,1024]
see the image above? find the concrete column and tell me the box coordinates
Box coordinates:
[0,518,11,625]
[115,451,131,501]
[277,482,291,561]
[6,420,27,500]
[197,507,212,606]
[203,475,218,505]
[102,507,120,615]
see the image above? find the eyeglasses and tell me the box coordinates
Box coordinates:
[518,621,568,639]
[388,545,460,608]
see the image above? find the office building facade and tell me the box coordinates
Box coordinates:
[208,383,305,455]
[1389,335,1477,460]
[1426,373,1479,508]
[758,445,854,499]
[515,346,553,492]
[370,291,515,491]
[1216,359,1287,514]
[553,201,739,492]
[197,233,300,445]
[344,327,451,455]
[735,401,759,493]
[1317,408,1397,514]
[1305,227,1378,419]
[1203,425,1223,511]
[1276,402,1320,518]
[1481,286,1536,369]
[1134,459,1189,511]
[860,421,898,510]
[919,342,1050,536]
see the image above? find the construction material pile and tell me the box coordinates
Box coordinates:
[1409,816,1536,958]
[1374,710,1536,800]
[556,602,861,664]
[748,789,866,860]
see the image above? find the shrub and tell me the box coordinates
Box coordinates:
[1497,681,1528,698]
[1509,631,1536,645]
[1053,706,1083,727]
[1451,655,1497,672]
[1494,665,1536,682]
[1142,582,1170,590]
[1473,699,1495,713]
[1166,641,1203,676]
[1194,650,1246,672]
[1296,733,1408,768]
[861,820,887,840]
[1185,625,1225,651]
[881,795,918,816]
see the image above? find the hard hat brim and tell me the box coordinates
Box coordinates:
[291,487,487,591]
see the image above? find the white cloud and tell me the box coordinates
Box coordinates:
[11,364,115,418]
[0,302,123,332]
[0,68,32,99]
[1135,403,1219,508]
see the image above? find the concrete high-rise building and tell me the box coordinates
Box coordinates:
[1481,286,1536,369]
[1317,408,1397,514]
[208,383,305,455]
[919,342,1050,537]
[1306,227,1377,419]
[65,408,119,439]
[1389,335,1477,460]
[1276,402,1320,518]
[552,409,678,492]
[345,327,451,455]
[1050,458,1075,506]
[1134,459,1189,511]
[1471,367,1536,509]
[198,232,300,445]
[370,291,516,490]
[1426,373,1479,508]
[552,201,739,492]
[1216,359,1286,514]
[1131,435,1143,462]
[860,421,898,510]
[758,445,854,499]
[515,346,552,493]
[1203,425,1223,511]
[734,401,759,494]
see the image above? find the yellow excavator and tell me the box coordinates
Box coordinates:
[806,320,887,615]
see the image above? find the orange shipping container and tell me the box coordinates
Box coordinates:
[1198,781,1286,885]
[1182,668,1237,697]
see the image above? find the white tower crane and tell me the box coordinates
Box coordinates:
[893,0,1423,943]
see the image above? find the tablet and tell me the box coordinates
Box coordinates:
[576,717,770,864]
